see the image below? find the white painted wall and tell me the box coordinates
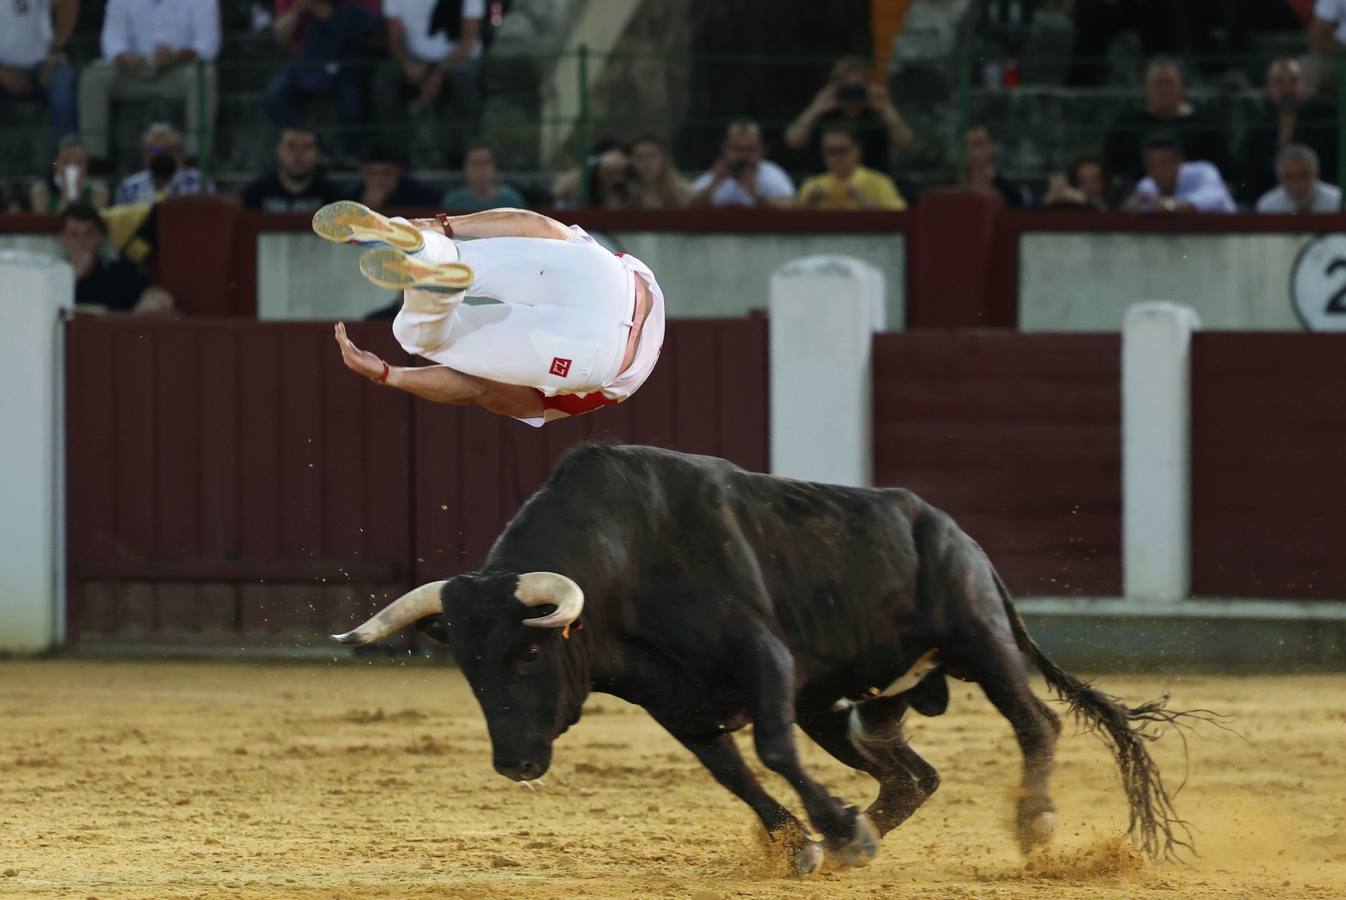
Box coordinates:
[1123,302,1199,606]
[256,231,907,323]
[0,251,73,652]
[1021,233,1313,331]
[769,255,885,487]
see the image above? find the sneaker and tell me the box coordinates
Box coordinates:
[357,248,474,293]
[311,200,425,252]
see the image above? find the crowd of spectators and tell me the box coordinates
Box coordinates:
[0,1,1343,317]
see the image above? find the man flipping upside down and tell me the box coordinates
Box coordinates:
[313,202,665,426]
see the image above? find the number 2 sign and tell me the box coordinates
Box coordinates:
[1291,234,1346,331]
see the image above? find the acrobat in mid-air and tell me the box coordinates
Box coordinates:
[313,202,665,426]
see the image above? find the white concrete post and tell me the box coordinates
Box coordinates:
[0,251,73,652]
[1123,301,1200,606]
[769,255,885,487]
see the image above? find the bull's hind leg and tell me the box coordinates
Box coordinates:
[954,631,1063,853]
[666,729,824,876]
[798,695,940,838]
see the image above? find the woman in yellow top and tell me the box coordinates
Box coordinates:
[797,124,907,210]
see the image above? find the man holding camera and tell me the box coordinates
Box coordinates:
[785,56,913,173]
[688,121,795,208]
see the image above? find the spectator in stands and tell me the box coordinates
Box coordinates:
[797,124,906,210]
[345,142,438,210]
[1042,151,1113,211]
[1103,58,1228,186]
[377,0,484,164]
[1256,144,1342,214]
[0,0,78,144]
[630,135,690,209]
[59,201,174,314]
[551,140,639,208]
[784,55,913,173]
[79,0,220,163]
[960,124,1030,208]
[440,140,524,211]
[1235,58,1338,206]
[113,123,214,206]
[2,182,34,213]
[241,126,345,211]
[689,121,794,208]
[265,0,381,159]
[30,135,110,214]
[1122,131,1235,213]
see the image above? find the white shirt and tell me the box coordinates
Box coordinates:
[690,159,795,207]
[1315,0,1346,43]
[1134,161,1237,213]
[0,0,53,69]
[1256,181,1342,213]
[384,0,485,63]
[101,0,221,62]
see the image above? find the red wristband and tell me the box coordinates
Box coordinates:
[376,361,390,384]
[436,213,454,238]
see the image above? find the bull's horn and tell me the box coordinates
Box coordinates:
[330,581,447,645]
[516,572,584,629]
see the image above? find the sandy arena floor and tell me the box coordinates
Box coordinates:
[1,660,1343,899]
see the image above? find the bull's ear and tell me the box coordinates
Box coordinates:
[412,614,450,644]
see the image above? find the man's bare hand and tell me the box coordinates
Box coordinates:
[0,65,33,96]
[335,322,390,383]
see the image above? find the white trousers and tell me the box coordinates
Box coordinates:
[391,230,635,396]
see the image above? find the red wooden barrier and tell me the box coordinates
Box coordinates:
[1191,333,1346,599]
[65,315,768,643]
[872,331,1122,596]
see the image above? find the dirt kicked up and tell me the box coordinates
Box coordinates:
[1,660,1343,899]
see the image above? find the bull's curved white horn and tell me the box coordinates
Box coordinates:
[516,572,584,629]
[330,581,447,645]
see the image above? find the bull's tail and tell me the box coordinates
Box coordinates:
[991,569,1204,862]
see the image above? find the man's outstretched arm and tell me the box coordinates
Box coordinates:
[333,323,543,418]
[409,208,574,241]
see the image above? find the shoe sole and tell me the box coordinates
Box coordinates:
[312,201,425,252]
[358,248,474,293]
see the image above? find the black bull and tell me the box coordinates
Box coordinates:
[335,444,1199,873]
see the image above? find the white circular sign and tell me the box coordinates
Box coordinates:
[1290,234,1346,332]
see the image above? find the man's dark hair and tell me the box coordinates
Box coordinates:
[360,142,408,166]
[464,138,495,159]
[632,133,669,148]
[1066,150,1109,187]
[61,201,106,233]
[1141,130,1184,157]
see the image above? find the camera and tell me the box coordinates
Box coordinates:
[728,159,752,179]
[838,82,868,102]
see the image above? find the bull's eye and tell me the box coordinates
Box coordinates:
[516,644,541,675]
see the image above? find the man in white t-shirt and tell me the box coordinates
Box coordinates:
[689,121,796,208]
[78,0,220,160]
[313,200,665,427]
[375,0,484,163]
[1256,144,1342,213]
[0,0,77,140]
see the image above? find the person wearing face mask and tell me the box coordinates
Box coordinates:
[30,135,110,214]
[785,56,913,173]
[112,122,214,205]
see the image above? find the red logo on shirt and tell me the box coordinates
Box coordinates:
[549,357,572,377]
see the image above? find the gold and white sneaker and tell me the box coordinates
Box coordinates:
[357,248,474,293]
[311,201,425,253]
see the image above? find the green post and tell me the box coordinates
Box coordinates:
[1338,53,1346,202]
[578,44,591,204]
[196,57,210,180]
[954,44,972,176]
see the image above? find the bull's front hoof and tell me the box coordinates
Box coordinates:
[1017,810,1056,854]
[825,810,880,868]
[790,839,824,877]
